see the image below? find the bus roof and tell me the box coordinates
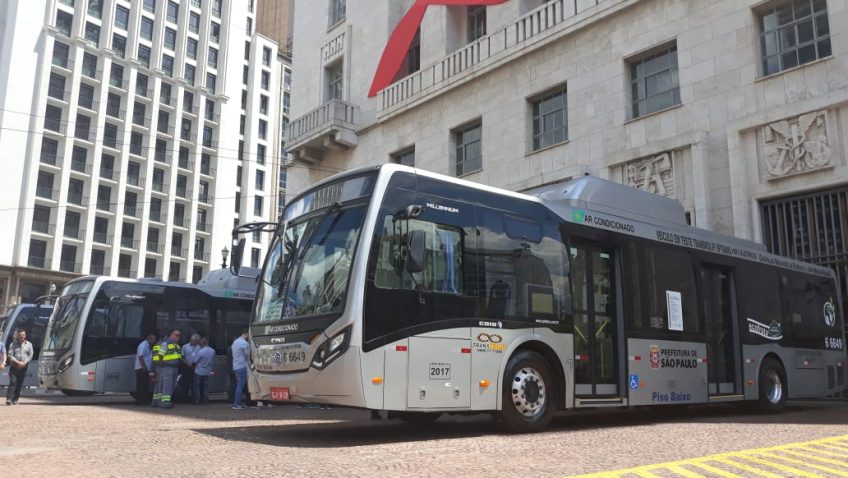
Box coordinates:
[59,269,258,299]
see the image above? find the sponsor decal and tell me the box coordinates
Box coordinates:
[824,299,836,327]
[426,202,459,214]
[649,345,660,369]
[629,374,640,390]
[747,318,783,341]
[473,332,505,353]
[572,209,586,223]
[270,337,287,344]
[478,320,503,328]
[368,0,509,97]
[652,391,691,403]
[266,323,298,334]
[648,345,700,369]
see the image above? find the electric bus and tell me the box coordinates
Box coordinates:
[242,164,845,432]
[1,299,54,388]
[38,269,257,396]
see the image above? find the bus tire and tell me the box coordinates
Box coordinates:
[396,411,441,425]
[756,358,787,413]
[499,350,555,433]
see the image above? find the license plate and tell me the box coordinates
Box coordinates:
[271,387,290,401]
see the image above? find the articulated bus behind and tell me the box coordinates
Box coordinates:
[39,270,256,395]
[245,164,846,433]
[0,301,53,388]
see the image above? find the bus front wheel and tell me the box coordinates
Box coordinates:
[499,350,555,433]
[756,358,787,413]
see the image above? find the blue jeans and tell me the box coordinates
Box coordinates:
[233,367,247,407]
[193,374,209,404]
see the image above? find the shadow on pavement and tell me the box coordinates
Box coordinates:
[190,401,848,448]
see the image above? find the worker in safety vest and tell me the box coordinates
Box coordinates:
[152,329,182,409]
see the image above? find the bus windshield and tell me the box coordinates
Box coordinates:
[44,280,94,353]
[254,205,367,323]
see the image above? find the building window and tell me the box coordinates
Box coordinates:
[167,1,179,23]
[759,0,830,76]
[254,196,263,216]
[189,12,200,33]
[261,71,270,90]
[208,47,219,68]
[186,38,198,60]
[164,28,177,50]
[467,6,486,42]
[391,146,415,167]
[258,120,268,139]
[262,47,271,66]
[162,55,174,77]
[239,115,246,135]
[212,0,222,17]
[202,126,214,147]
[629,44,680,119]
[33,206,52,234]
[44,105,63,132]
[246,17,253,35]
[530,86,568,151]
[114,5,130,29]
[251,248,261,268]
[41,138,60,165]
[255,170,264,190]
[210,22,221,43]
[87,0,103,18]
[52,42,71,68]
[326,63,343,100]
[329,0,346,26]
[60,245,78,272]
[140,17,154,40]
[257,144,266,164]
[29,240,48,268]
[82,53,97,78]
[138,45,152,68]
[454,121,482,176]
[144,258,157,278]
[143,0,156,13]
[184,64,195,84]
[396,29,420,81]
[206,73,217,92]
[84,22,100,45]
[56,10,73,36]
[48,73,66,100]
[259,95,269,114]
[111,34,127,58]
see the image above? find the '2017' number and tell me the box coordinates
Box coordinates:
[429,363,451,380]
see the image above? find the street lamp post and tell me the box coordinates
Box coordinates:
[221,246,229,269]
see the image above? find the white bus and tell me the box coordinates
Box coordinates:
[38,269,256,396]
[241,164,845,432]
[1,299,54,388]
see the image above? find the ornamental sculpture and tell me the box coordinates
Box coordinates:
[762,111,831,179]
[626,152,675,198]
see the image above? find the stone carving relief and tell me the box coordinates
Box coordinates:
[762,110,832,179]
[625,151,675,198]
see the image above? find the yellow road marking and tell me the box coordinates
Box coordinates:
[763,450,848,475]
[780,448,848,468]
[569,434,848,478]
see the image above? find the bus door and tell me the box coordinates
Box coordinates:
[570,244,619,397]
[702,266,739,396]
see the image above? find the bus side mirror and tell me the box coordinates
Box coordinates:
[231,238,246,276]
[406,230,426,274]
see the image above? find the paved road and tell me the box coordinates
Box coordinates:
[1,394,847,477]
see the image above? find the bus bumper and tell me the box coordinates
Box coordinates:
[250,346,365,408]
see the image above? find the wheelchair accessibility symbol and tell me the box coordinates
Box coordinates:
[629,374,640,390]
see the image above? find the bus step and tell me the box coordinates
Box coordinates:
[575,397,626,407]
[708,394,745,402]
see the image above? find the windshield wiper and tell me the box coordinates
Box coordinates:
[297,202,341,261]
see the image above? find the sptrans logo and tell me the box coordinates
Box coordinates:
[369,0,510,97]
[823,299,836,327]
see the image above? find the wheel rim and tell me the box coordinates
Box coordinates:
[765,369,783,404]
[511,367,546,418]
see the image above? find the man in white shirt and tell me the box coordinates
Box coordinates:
[134,333,156,405]
[6,329,34,405]
[231,329,250,410]
[192,337,215,404]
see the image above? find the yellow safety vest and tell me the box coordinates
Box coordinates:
[152,341,181,367]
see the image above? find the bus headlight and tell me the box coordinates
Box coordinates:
[311,326,351,370]
[58,354,74,373]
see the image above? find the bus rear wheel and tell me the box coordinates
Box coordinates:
[756,358,786,413]
[499,350,555,433]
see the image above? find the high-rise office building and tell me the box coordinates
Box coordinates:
[0,0,282,307]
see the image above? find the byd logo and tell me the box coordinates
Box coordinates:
[368,0,509,97]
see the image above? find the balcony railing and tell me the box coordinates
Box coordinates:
[152,181,168,193]
[89,265,111,275]
[154,151,171,164]
[149,212,165,223]
[121,238,139,249]
[52,55,71,70]
[40,153,61,166]
[133,115,151,127]
[287,99,359,163]
[48,87,70,102]
[173,218,190,228]
[63,227,85,239]
[196,222,210,233]
[93,232,113,244]
[67,193,88,206]
[123,205,139,217]
[146,242,164,254]
[171,246,187,257]
[28,256,50,269]
[96,200,115,212]
[379,0,610,115]
[100,168,116,180]
[70,160,88,173]
[32,222,54,234]
[106,108,126,120]
[178,157,190,169]
[118,268,136,278]
[103,134,121,150]
[78,97,98,111]
[126,175,143,187]
[176,187,191,199]
[60,261,82,273]
[194,250,210,262]
[36,187,57,200]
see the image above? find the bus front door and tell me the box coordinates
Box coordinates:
[702,266,739,396]
[571,244,619,397]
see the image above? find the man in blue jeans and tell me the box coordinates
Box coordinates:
[192,337,215,404]
[231,329,250,410]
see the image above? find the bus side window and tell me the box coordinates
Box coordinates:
[635,244,700,335]
[781,273,830,348]
[736,265,782,345]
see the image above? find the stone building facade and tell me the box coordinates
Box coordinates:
[286,0,848,310]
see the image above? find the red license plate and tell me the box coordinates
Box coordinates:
[271,387,290,401]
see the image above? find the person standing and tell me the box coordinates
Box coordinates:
[231,329,250,410]
[192,337,215,404]
[152,329,181,409]
[0,339,6,372]
[134,333,156,405]
[179,333,201,403]
[6,329,34,405]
